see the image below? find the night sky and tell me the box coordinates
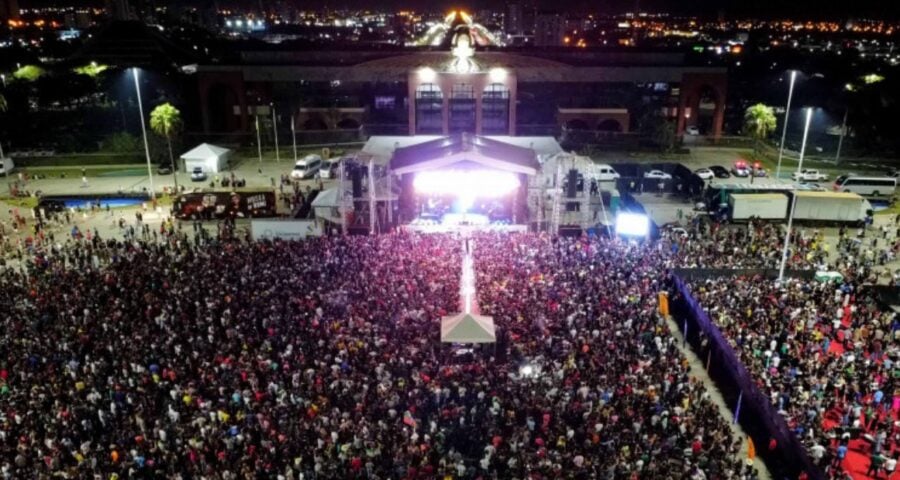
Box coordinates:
[18,0,900,19]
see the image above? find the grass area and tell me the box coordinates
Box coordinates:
[0,196,39,209]
[14,153,145,167]
[744,149,882,178]
[874,198,900,216]
[19,167,153,178]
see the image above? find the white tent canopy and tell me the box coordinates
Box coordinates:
[180,143,231,174]
[441,313,496,343]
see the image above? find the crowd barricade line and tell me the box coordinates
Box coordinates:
[670,274,823,480]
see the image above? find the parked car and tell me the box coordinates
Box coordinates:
[318,157,342,180]
[731,160,751,177]
[694,168,714,180]
[708,165,731,178]
[643,169,672,180]
[792,168,828,182]
[0,158,14,176]
[190,167,207,182]
[595,164,620,181]
[685,126,700,135]
[157,163,173,175]
[290,154,323,180]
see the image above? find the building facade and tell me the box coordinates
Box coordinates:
[194,40,728,140]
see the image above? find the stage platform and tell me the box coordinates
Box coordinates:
[402,224,528,234]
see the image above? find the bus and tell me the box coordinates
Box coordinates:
[832,176,897,197]
[173,191,277,220]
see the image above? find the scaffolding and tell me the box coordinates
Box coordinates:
[337,152,397,234]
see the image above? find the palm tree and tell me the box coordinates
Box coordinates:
[150,103,183,193]
[743,103,777,154]
[0,93,7,159]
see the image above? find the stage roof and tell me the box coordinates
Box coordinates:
[388,134,541,176]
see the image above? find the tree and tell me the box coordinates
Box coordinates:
[0,93,6,158]
[743,103,777,153]
[150,103,183,192]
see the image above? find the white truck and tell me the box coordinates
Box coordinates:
[728,193,789,221]
[791,191,871,223]
[792,169,828,182]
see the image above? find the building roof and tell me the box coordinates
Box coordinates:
[389,134,540,176]
[181,143,230,160]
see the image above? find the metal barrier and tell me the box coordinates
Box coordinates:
[669,274,822,480]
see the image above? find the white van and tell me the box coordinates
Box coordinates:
[833,175,897,197]
[290,154,322,180]
[0,158,14,176]
[596,164,620,182]
[318,157,342,180]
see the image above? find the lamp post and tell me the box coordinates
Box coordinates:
[835,107,848,165]
[133,68,155,200]
[291,115,298,162]
[271,103,280,162]
[778,107,813,282]
[255,114,263,164]
[795,107,813,176]
[776,70,797,180]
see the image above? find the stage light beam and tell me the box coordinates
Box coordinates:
[615,213,650,237]
[413,170,520,199]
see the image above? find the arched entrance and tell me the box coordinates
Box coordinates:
[597,118,623,132]
[303,117,328,130]
[564,118,590,130]
[693,85,720,135]
[207,83,239,132]
[336,118,361,130]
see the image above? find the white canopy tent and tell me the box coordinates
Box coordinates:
[440,313,496,344]
[180,143,231,174]
[311,188,341,224]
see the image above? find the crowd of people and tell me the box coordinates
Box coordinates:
[5,194,900,479]
[686,275,900,478]
[660,220,827,270]
[0,227,765,479]
[681,216,900,479]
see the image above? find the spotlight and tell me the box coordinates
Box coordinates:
[615,213,650,237]
[418,67,436,82]
[489,68,507,82]
[413,170,519,198]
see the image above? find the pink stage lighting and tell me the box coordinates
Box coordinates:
[413,170,520,198]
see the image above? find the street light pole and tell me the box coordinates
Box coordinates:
[778,193,799,282]
[271,103,280,163]
[291,116,298,162]
[255,114,263,164]
[133,68,155,200]
[835,107,848,165]
[796,107,813,176]
[776,71,797,180]
[778,107,813,283]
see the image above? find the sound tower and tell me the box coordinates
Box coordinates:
[351,167,363,198]
[566,168,578,212]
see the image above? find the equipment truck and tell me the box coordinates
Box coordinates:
[728,193,789,221]
[727,191,871,224]
[790,191,872,224]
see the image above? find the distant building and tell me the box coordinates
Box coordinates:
[505,2,535,35]
[193,45,728,138]
[505,3,522,35]
[535,12,565,47]
[0,0,20,21]
[105,0,133,21]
